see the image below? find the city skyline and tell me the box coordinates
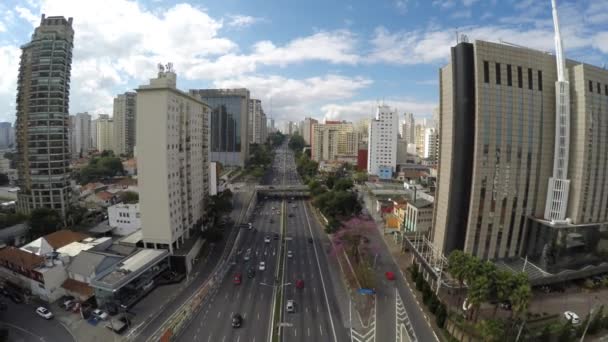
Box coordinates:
[1,0,607,126]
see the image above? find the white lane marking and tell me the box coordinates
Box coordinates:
[217,311,221,318]
[308,327,311,337]
[319,325,323,336]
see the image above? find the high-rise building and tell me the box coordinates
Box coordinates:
[0,122,14,149]
[301,117,318,146]
[311,121,358,162]
[433,35,608,269]
[269,118,275,133]
[15,15,73,217]
[113,92,137,156]
[137,66,209,253]
[189,88,249,167]
[90,119,97,150]
[423,127,437,161]
[260,110,268,143]
[70,112,91,158]
[415,123,426,157]
[95,114,114,153]
[401,113,415,144]
[367,105,398,179]
[248,99,264,144]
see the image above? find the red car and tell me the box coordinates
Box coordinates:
[295,279,304,289]
[385,271,395,281]
[233,273,242,285]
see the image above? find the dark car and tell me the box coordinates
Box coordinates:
[308,237,313,244]
[273,233,279,240]
[232,313,243,328]
[247,267,256,279]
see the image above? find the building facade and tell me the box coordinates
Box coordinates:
[248,99,265,144]
[301,117,318,145]
[15,15,74,217]
[367,105,398,179]
[189,88,249,167]
[433,39,608,273]
[401,113,415,144]
[311,121,358,162]
[423,127,438,161]
[0,122,14,149]
[113,92,137,156]
[70,112,91,159]
[108,203,140,236]
[138,68,210,253]
[95,114,114,153]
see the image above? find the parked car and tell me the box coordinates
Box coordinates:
[36,307,53,319]
[385,271,395,281]
[247,267,256,279]
[286,300,295,313]
[274,233,279,240]
[92,309,109,320]
[232,313,243,328]
[308,237,313,244]
[564,311,580,324]
[62,299,76,310]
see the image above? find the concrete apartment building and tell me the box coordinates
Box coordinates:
[248,99,266,144]
[400,113,415,144]
[189,88,249,167]
[0,122,14,149]
[367,105,398,179]
[137,66,210,253]
[311,121,358,162]
[423,127,438,161]
[15,15,74,217]
[113,92,137,156]
[433,37,608,277]
[70,112,91,159]
[95,114,114,153]
[301,117,318,145]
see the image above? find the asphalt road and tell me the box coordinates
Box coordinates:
[178,143,350,342]
[131,188,252,342]
[0,298,75,342]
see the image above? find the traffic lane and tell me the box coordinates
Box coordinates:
[0,299,75,342]
[303,202,352,341]
[180,200,278,341]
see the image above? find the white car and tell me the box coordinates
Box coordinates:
[264,236,271,243]
[564,311,580,324]
[36,307,53,319]
[92,309,109,320]
[259,261,266,271]
[286,300,295,313]
[287,251,293,258]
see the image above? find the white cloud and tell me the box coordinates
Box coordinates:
[227,15,261,28]
[395,0,409,13]
[431,0,456,9]
[321,99,436,122]
[0,45,21,122]
[0,21,5,33]
[214,74,372,123]
[15,6,38,26]
[451,10,472,19]
[462,0,479,6]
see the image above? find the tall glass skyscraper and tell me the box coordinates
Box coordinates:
[189,89,250,167]
[15,15,74,217]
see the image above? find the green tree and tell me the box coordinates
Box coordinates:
[353,172,368,184]
[65,205,87,228]
[468,269,492,321]
[29,208,62,239]
[508,273,532,320]
[288,134,305,151]
[334,178,354,191]
[476,319,504,342]
[492,270,513,317]
[0,212,28,229]
[588,305,603,334]
[0,173,8,186]
[558,320,573,342]
[121,191,139,204]
[100,150,114,157]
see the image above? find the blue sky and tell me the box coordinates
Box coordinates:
[0,0,607,126]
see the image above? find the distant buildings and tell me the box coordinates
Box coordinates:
[400,113,415,144]
[248,99,267,144]
[423,128,437,161]
[15,15,74,217]
[190,88,249,167]
[301,117,318,146]
[0,122,14,149]
[433,38,608,277]
[367,105,398,179]
[113,92,137,156]
[95,114,114,153]
[70,112,91,159]
[137,67,209,253]
[311,121,358,162]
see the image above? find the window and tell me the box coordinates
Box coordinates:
[598,82,601,94]
[528,68,533,90]
[589,80,593,92]
[507,64,512,86]
[483,61,489,83]
[538,70,543,91]
[495,63,501,85]
[517,66,523,88]
[605,85,608,96]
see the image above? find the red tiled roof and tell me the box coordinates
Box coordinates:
[62,278,94,298]
[96,191,114,201]
[44,230,89,249]
[0,247,44,270]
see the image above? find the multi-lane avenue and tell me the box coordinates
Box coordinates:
[178,142,349,342]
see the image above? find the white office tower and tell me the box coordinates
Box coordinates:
[401,113,415,144]
[544,0,571,222]
[71,112,91,158]
[367,105,398,179]
[136,64,210,253]
[423,127,437,160]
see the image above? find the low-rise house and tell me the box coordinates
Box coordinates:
[108,203,140,236]
[21,230,89,256]
[85,191,117,207]
[63,250,123,301]
[0,223,29,247]
[404,198,433,233]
